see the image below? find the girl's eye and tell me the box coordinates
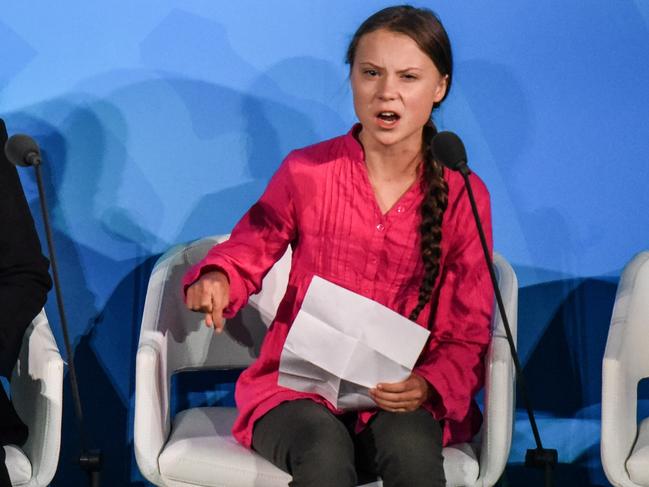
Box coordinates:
[364,69,379,77]
[402,73,417,80]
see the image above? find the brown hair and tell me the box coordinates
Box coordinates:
[346,5,453,321]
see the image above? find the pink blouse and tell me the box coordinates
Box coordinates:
[183,125,494,448]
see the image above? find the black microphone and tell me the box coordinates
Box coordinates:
[4,134,42,167]
[4,133,103,487]
[432,131,469,175]
[433,131,559,486]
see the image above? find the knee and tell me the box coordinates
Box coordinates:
[372,411,445,485]
[380,439,441,474]
[292,440,356,486]
[253,401,357,486]
[289,411,356,485]
[292,420,355,472]
[376,410,443,455]
[378,443,445,487]
[383,425,442,461]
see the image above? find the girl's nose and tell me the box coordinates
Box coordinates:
[377,75,398,101]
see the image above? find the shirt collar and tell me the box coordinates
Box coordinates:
[342,123,365,163]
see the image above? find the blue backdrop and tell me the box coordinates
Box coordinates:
[2,1,649,485]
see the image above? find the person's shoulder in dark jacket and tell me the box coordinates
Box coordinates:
[0,118,52,378]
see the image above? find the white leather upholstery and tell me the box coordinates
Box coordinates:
[602,251,649,487]
[159,408,291,487]
[135,236,517,486]
[8,310,64,487]
[441,443,479,487]
[3,445,31,486]
[627,418,649,485]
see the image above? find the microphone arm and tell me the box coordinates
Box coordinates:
[457,166,558,487]
[15,153,103,487]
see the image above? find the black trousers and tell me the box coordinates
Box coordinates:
[252,400,446,487]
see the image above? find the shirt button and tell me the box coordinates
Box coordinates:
[376,223,385,232]
[396,205,405,214]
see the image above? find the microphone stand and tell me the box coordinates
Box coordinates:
[30,161,102,487]
[455,164,558,487]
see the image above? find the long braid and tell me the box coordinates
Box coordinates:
[408,122,448,322]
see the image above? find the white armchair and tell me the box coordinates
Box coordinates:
[134,235,517,487]
[6,310,64,487]
[602,251,649,486]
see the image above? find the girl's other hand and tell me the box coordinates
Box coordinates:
[369,372,431,412]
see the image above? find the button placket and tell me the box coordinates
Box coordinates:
[364,220,387,296]
[365,250,379,278]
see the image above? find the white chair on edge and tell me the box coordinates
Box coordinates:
[6,310,64,487]
[602,251,649,486]
[134,235,517,487]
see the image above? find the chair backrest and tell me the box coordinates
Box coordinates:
[143,235,514,376]
[604,251,649,381]
[140,235,292,374]
[491,252,518,342]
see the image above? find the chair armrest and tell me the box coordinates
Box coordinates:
[134,245,183,486]
[476,334,515,487]
[601,340,641,487]
[10,310,64,487]
[134,341,170,486]
[475,253,517,487]
[601,251,649,487]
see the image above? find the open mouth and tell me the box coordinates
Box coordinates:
[377,111,401,123]
[376,112,401,124]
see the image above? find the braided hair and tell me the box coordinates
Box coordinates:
[346,5,453,321]
[408,121,448,321]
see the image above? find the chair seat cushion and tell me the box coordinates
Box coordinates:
[159,407,292,487]
[159,407,478,487]
[442,442,479,487]
[628,417,649,485]
[4,445,32,486]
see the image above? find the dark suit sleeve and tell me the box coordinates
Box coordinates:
[0,119,52,377]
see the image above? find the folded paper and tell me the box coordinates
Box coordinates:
[278,275,430,409]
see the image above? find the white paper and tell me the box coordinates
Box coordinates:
[278,276,430,410]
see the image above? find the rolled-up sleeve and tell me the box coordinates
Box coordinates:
[182,155,298,318]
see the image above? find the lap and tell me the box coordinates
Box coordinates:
[357,408,443,449]
[253,399,354,451]
[252,400,356,479]
[252,401,445,487]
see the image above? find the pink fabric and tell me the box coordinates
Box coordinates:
[182,125,494,448]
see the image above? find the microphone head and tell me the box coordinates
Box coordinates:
[4,134,42,167]
[432,131,468,173]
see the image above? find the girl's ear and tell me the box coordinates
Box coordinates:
[433,74,449,103]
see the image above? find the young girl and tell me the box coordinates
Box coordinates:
[183,5,493,487]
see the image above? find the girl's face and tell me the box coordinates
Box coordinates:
[351,28,448,153]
